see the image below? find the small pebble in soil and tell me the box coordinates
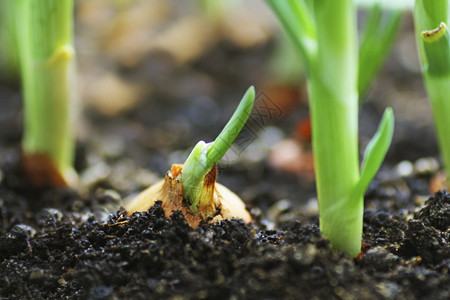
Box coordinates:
[29,267,45,281]
[414,157,439,175]
[58,278,68,286]
[267,199,291,222]
[36,208,63,228]
[375,282,401,299]
[394,160,414,177]
[9,224,36,239]
[360,246,399,272]
[96,189,122,205]
[81,161,112,188]
[301,198,319,216]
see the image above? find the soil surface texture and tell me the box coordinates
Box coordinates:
[0,157,449,299]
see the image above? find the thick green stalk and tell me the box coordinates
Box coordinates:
[308,0,361,258]
[15,0,76,185]
[415,0,448,31]
[415,0,450,178]
[308,79,361,256]
[423,75,450,174]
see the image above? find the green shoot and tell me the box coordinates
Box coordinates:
[14,0,77,186]
[266,0,395,257]
[359,4,403,97]
[0,1,20,78]
[181,86,255,212]
[414,0,450,184]
[268,33,306,85]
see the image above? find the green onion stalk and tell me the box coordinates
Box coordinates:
[414,0,450,184]
[266,0,394,257]
[14,0,77,187]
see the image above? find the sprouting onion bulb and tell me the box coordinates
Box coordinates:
[125,87,255,227]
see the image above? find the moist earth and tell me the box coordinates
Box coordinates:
[0,163,448,299]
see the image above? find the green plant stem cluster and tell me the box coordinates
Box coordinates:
[266,0,395,257]
[414,0,450,183]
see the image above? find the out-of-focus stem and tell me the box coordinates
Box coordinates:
[415,0,450,184]
[0,1,20,78]
[15,0,77,186]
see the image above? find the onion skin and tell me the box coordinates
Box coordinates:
[124,164,252,228]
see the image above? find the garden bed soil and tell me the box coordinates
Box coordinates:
[0,162,449,299]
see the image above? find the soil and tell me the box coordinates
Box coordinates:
[0,5,449,299]
[0,163,449,299]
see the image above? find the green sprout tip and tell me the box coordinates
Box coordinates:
[181,86,255,211]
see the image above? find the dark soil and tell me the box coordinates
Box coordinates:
[0,174,449,299]
[0,10,449,299]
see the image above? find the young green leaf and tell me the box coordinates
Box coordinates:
[351,107,395,202]
[207,86,255,164]
[358,4,402,97]
[264,0,317,71]
[181,86,255,210]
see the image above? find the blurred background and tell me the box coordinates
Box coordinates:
[0,0,437,224]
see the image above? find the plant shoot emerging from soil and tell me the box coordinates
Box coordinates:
[266,0,395,257]
[125,87,255,227]
[414,0,450,185]
[14,0,77,187]
[182,86,255,211]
